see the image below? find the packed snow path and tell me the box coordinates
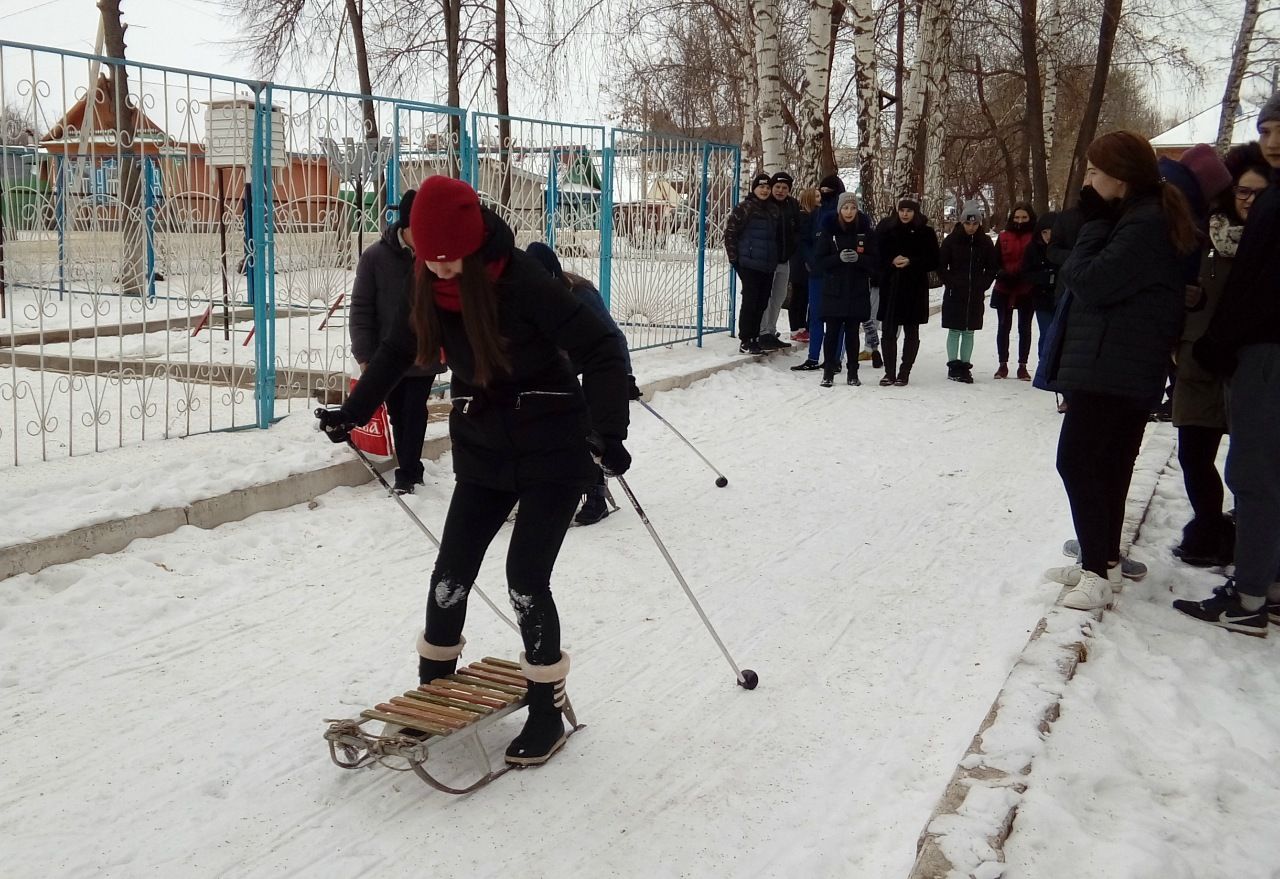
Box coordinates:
[5,335,1082,877]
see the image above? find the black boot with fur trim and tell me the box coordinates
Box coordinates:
[505,651,571,766]
[417,634,464,685]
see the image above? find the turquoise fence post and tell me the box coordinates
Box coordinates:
[599,134,615,310]
[544,143,558,249]
[695,142,710,347]
[251,84,276,429]
[386,107,400,226]
[143,157,156,301]
[465,112,478,185]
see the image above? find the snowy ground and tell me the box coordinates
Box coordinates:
[3,320,1273,878]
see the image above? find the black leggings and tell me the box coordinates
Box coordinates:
[788,273,810,331]
[823,317,862,370]
[426,480,581,664]
[736,267,773,341]
[1056,391,1149,575]
[384,375,433,485]
[996,302,1035,365]
[1178,425,1226,526]
[881,322,921,376]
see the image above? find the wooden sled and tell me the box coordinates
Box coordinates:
[323,656,582,795]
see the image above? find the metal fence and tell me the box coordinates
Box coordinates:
[0,39,740,466]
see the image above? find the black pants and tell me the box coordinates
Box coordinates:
[384,375,433,485]
[823,317,861,372]
[788,272,810,331]
[1056,391,1149,575]
[996,301,1035,365]
[425,480,581,664]
[736,266,773,342]
[881,322,921,377]
[1178,425,1226,527]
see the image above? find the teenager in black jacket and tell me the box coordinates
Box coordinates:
[318,176,631,766]
[875,198,940,386]
[813,192,878,387]
[1038,131,1195,612]
[938,201,998,383]
[349,188,443,494]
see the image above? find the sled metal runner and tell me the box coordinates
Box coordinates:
[323,656,582,795]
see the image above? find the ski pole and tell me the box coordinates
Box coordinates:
[319,411,520,635]
[614,474,757,690]
[638,399,729,488]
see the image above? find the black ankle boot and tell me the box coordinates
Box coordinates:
[574,486,610,526]
[417,635,465,685]
[506,652,571,766]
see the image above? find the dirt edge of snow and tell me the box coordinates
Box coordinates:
[906,426,1176,879]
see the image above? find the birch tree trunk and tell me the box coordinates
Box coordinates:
[1041,0,1063,171]
[891,0,940,199]
[1217,0,1261,151]
[852,0,880,217]
[922,0,954,219]
[753,0,786,169]
[798,0,836,185]
[741,46,759,173]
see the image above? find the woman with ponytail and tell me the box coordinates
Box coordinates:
[1038,130,1193,611]
[317,176,632,767]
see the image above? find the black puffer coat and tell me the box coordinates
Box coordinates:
[876,212,940,326]
[344,209,630,492]
[815,211,877,321]
[724,196,779,273]
[1042,193,1185,405]
[348,224,439,378]
[939,223,998,331]
[1022,213,1058,312]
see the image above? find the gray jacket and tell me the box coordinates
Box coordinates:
[1050,195,1185,405]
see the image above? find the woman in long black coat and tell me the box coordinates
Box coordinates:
[814,192,878,387]
[318,176,631,767]
[938,201,998,383]
[876,197,940,386]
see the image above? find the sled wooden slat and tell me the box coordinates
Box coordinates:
[387,698,472,729]
[473,660,526,682]
[362,708,450,736]
[418,683,508,709]
[447,673,525,697]
[481,656,522,671]
[400,691,488,719]
[464,666,529,688]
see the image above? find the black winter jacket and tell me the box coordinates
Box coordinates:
[349,225,438,378]
[1047,207,1082,299]
[1198,167,1280,372]
[773,195,801,263]
[343,209,630,491]
[876,213,940,326]
[815,211,877,321]
[724,197,779,273]
[939,224,998,331]
[1044,194,1185,404]
[1023,213,1058,312]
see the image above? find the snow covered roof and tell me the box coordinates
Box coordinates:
[1151,101,1260,148]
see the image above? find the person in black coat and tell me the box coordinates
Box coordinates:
[813,192,878,387]
[759,171,800,350]
[1023,211,1058,364]
[349,188,443,494]
[1179,92,1280,634]
[317,176,631,766]
[1036,131,1196,612]
[875,197,940,386]
[938,200,998,383]
[724,173,780,354]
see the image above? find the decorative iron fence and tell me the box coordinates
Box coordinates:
[0,39,741,466]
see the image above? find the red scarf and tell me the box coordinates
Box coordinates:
[431,255,510,312]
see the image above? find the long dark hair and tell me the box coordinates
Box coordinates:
[1086,130,1199,255]
[1214,142,1271,223]
[1006,202,1037,231]
[410,254,511,386]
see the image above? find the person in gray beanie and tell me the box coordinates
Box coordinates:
[938,200,998,382]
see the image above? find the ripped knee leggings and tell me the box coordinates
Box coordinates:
[424,480,581,665]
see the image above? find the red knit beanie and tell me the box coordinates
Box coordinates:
[1179,144,1232,201]
[409,176,485,262]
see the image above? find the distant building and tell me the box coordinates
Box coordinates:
[1151,101,1260,159]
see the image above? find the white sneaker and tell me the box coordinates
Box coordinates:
[1044,564,1124,592]
[1060,571,1113,611]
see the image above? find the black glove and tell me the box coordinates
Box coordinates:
[315,407,357,444]
[1078,185,1115,224]
[627,375,642,401]
[588,433,632,477]
[1191,335,1237,378]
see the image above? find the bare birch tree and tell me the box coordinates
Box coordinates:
[753,0,787,169]
[851,0,880,216]
[798,0,837,184]
[1063,0,1124,202]
[922,0,954,217]
[1217,0,1262,150]
[1020,0,1050,212]
[891,0,942,198]
[1041,0,1063,169]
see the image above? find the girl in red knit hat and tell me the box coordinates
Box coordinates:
[318,175,632,766]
